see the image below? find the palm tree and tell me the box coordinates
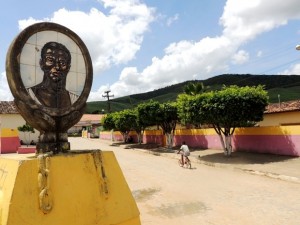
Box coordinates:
[183,82,207,95]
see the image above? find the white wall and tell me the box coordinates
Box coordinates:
[0,114,39,143]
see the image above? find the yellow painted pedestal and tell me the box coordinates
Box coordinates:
[0,150,141,225]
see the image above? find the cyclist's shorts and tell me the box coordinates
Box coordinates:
[184,152,190,156]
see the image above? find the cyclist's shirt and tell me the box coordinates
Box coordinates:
[180,144,190,156]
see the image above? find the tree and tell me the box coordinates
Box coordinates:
[157,102,178,148]
[130,108,144,144]
[177,93,212,128]
[136,100,160,129]
[183,82,207,96]
[113,110,137,142]
[203,85,268,156]
[176,94,192,126]
[102,113,116,131]
[17,123,35,146]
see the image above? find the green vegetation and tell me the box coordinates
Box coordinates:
[17,123,35,146]
[87,74,300,113]
[102,85,268,155]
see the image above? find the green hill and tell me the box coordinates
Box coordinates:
[86,74,300,113]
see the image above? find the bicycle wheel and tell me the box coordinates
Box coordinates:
[178,159,183,167]
[186,160,191,169]
[185,158,191,169]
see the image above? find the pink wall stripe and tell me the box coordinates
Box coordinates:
[0,137,20,153]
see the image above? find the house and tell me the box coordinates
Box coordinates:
[0,101,38,153]
[258,100,300,126]
[68,114,105,138]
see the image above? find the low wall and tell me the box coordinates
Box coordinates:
[233,126,300,156]
[99,126,300,156]
[0,128,20,153]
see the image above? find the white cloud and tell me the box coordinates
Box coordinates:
[220,0,300,43]
[88,83,112,102]
[18,0,155,75]
[166,14,179,27]
[0,72,13,101]
[257,50,263,57]
[5,0,300,102]
[280,64,300,75]
[4,0,155,102]
[231,50,249,65]
[93,0,300,99]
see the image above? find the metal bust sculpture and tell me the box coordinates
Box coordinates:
[28,42,77,108]
[6,22,93,154]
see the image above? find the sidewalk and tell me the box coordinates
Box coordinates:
[94,139,300,184]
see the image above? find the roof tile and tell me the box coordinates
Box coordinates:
[0,101,19,114]
[265,100,300,114]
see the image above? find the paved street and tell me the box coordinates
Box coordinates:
[70,137,300,225]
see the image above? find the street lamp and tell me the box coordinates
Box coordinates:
[296,45,300,50]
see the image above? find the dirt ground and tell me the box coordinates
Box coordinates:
[70,138,300,225]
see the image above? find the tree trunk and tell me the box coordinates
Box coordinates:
[218,134,226,154]
[137,132,143,144]
[123,132,129,143]
[165,133,174,149]
[111,129,114,142]
[218,134,232,156]
[224,135,232,156]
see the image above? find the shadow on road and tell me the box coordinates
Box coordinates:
[199,151,296,165]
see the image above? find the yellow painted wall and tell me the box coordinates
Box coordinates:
[259,111,300,126]
[0,114,39,142]
[235,125,300,135]
[144,130,163,135]
[0,128,18,138]
[175,128,216,135]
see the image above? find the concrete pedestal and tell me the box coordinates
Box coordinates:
[0,150,140,225]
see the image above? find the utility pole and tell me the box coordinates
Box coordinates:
[102,90,114,113]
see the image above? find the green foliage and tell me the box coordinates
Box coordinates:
[136,100,160,128]
[17,123,35,146]
[157,102,178,134]
[176,94,192,126]
[177,92,213,127]
[203,85,269,135]
[183,82,207,95]
[113,110,137,135]
[101,113,116,131]
[17,124,35,133]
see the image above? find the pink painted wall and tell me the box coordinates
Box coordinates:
[18,146,36,154]
[99,126,300,156]
[0,137,20,153]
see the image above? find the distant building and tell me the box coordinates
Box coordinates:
[69,114,105,138]
[258,100,300,126]
[0,101,38,152]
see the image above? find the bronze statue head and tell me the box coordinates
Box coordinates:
[40,42,71,83]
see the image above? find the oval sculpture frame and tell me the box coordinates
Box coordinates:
[6,22,93,153]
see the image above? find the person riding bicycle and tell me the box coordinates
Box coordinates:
[178,141,190,165]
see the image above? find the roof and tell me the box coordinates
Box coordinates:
[0,101,19,114]
[265,100,300,114]
[80,114,105,122]
[75,114,105,126]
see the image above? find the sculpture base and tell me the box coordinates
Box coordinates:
[0,150,140,225]
[36,142,70,154]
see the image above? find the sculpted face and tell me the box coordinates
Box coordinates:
[40,44,71,82]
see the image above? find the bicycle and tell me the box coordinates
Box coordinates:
[178,155,192,169]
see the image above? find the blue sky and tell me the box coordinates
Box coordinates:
[1,0,300,101]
